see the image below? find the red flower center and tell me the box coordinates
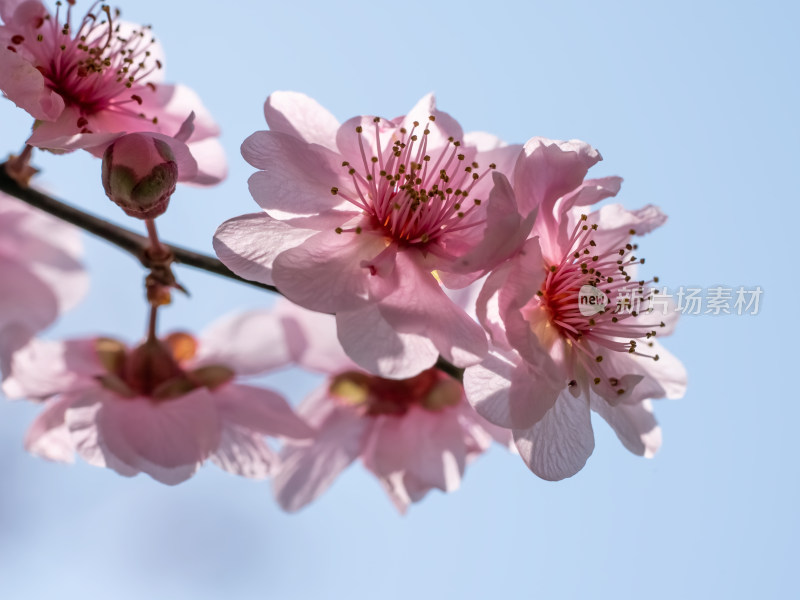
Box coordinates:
[331,117,495,246]
[329,368,461,416]
[7,1,162,130]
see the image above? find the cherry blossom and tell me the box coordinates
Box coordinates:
[214,91,525,378]
[2,310,312,484]
[271,302,511,513]
[464,137,687,480]
[0,0,225,183]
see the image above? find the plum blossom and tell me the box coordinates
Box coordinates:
[271,302,511,513]
[464,137,687,480]
[0,0,225,183]
[0,191,87,373]
[214,91,526,378]
[2,310,313,484]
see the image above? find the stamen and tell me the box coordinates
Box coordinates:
[334,115,492,245]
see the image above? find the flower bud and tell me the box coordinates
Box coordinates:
[101,133,179,219]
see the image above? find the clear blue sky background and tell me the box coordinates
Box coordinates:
[1,1,797,598]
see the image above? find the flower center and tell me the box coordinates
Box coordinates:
[331,116,495,245]
[329,368,461,416]
[6,1,162,129]
[528,214,665,394]
[94,332,234,402]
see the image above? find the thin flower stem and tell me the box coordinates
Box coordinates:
[0,163,465,382]
[144,218,167,259]
[147,304,159,343]
[14,144,34,167]
[5,145,38,186]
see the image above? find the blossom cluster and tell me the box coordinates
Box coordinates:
[0,1,686,512]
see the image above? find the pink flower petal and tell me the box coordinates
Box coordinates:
[139,83,220,142]
[513,390,595,481]
[274,300,359,374]
[590,395,662,458]
[2,337,101,399]
[2,197,88,314]
[0,46,65,120]
[214,212,319,287]
[195,310,293,375]
[587,203,668,252]
[454,400,508,454]
[264,91,340,151]
[76,388,223,485]
[242,130,350,219]
[475,262,514,349]
[548,176,623,257]
[183,136,227,185]
[335,115,387,166]
[65,391,139,478]
[0,0,30,23]
[376,251,488,369]
[399,93,464,149]
[462,131,522,181]
[272,227,394,313]
[449,171,533,275]
[336,304,439,378]
[213,384,313,439]
[25,104,121,151]
[210,425,279,479]
[24,393,78,463]
[362,405,467,511]
[601,341,687,405]
[464,348,562,430]
[514,137,601,218]
[492,239,563,374]
[272,403,369,512]
[0,256,58,326]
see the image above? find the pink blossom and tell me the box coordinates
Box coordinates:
[214,91,525,378]
[0,191,87,372]
[463,137,687,480]
[271,302,511,513]
[0,1,225,184]
[2,310,313,484]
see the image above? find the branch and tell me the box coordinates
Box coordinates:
[0,163,277,293]
[0,163,465,382]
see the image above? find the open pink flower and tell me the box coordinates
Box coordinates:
[271,302,511,513]
[2,310,313,484]
[214,92,525,378]
[0,191,87,372]
[0,0,225,184]
[464,137,687,480]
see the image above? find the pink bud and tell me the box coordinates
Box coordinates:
[101,133,179,219]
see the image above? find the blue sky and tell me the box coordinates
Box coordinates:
[1,1,797,598]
